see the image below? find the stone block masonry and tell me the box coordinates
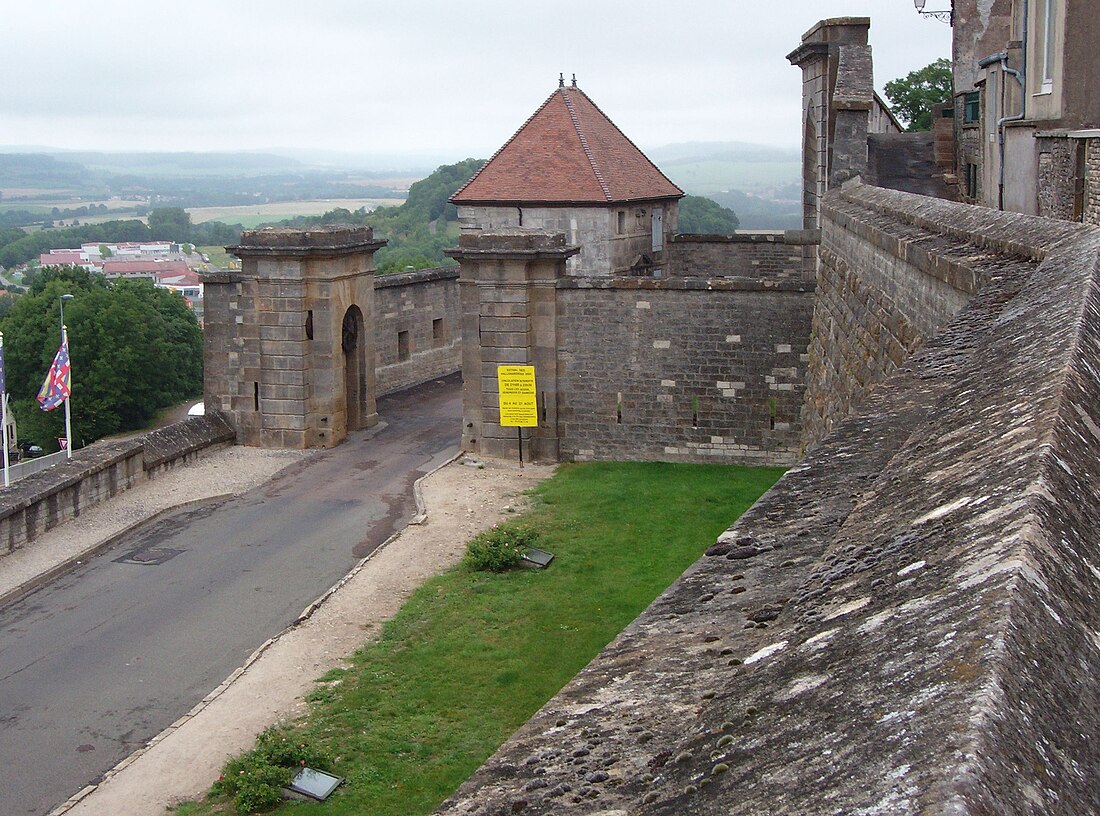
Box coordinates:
[451,230,815,466]
[557,278,813,466]
[206,225,384,449]
[373,266,461,395]
[668,230,819,282]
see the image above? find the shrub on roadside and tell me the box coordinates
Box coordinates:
[211,726,331,813]
[464,523,539,572]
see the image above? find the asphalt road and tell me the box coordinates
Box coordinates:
[0,374,461,816]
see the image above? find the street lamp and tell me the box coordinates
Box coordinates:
[59,293,74,333]
[914,0,953,23]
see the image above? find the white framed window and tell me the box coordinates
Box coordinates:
[1039,0,1057,93]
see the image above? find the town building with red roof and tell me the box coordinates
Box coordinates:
[451,78,684,277]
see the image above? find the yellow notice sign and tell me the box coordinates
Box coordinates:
[497,365,538,427]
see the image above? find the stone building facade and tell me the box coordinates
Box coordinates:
[953,0,1100,220]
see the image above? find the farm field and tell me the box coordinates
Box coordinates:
[0,197,146,212]
[187,198,405,228]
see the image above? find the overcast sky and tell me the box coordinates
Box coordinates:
[1,1,951,160]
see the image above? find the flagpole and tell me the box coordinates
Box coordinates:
[62,323,72,460]
[0,332,9,487]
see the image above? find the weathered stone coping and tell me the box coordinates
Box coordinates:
[438,188,1100,814]
[228,224,386,257]
[670,230,820,246]
[557,276,813,293]
[374,266,458,288]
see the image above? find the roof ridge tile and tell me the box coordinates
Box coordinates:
[561,88,612,202]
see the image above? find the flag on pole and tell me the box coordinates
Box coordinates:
[37,338,71,412]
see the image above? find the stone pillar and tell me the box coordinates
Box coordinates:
[788,17,872,283]
[203,225,386,449]
[447,230,579,462]
[788,18,872,228]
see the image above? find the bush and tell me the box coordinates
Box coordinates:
[464,524,539,572]
[212,726,331,813]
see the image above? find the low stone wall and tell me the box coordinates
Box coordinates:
[0,414,234,556]
[557,277,813,465]
[668,230,817,282]
[438,189,1100,815]
[373,266,461,395]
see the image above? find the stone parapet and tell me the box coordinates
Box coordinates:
[668,230,819,282]
[801,182,1091,448]
[0,416,235,557]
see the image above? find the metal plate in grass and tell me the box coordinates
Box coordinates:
[521,547,555,568]
[284,767,343,801]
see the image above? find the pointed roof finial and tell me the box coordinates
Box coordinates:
[571,73,577,88]
[559,72,565,89]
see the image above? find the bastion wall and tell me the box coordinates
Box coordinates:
[438,185,1100,815]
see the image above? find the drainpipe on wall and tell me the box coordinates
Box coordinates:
[980,0,1028,210]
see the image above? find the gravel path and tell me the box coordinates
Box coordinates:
[45,452,554,816]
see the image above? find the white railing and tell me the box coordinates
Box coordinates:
[6,451,67,484]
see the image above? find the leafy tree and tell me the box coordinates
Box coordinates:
[99,243,112,258]
[678,195,740,234]
[2,265,202,449]
[147,207,192,241]
[884,58,953,132]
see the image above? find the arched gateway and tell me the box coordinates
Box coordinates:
[203,225,384,448]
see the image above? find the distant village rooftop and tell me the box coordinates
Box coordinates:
[451,78,684,207]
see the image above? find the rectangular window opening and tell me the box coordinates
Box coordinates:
[965,163,979,200]
[963,91,980,123]
[540,391,547,423]
[432,318,445,348]
[616,392,623,425]
[617,210,626,234]
[691,396,699,428]
[254,382,260,412]
[398,330,410,362]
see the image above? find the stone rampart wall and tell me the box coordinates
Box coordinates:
[439,186,1100,816]
[372,267,461,395]
[668,231,818,282]
[0,414,234,557]
[556,278,813,466]
[802,182,1055,447]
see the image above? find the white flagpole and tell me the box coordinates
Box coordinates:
[62,323,72,460]
[0,332,8,487]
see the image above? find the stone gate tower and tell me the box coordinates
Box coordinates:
[203,225,385,449]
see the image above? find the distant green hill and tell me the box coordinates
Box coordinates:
[648,141,800,194]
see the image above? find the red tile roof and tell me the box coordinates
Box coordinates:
[40,251,84,265]
[452,85,684,206]
[102,260,190,276]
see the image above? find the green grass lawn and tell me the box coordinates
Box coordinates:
[173,461,783,815]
